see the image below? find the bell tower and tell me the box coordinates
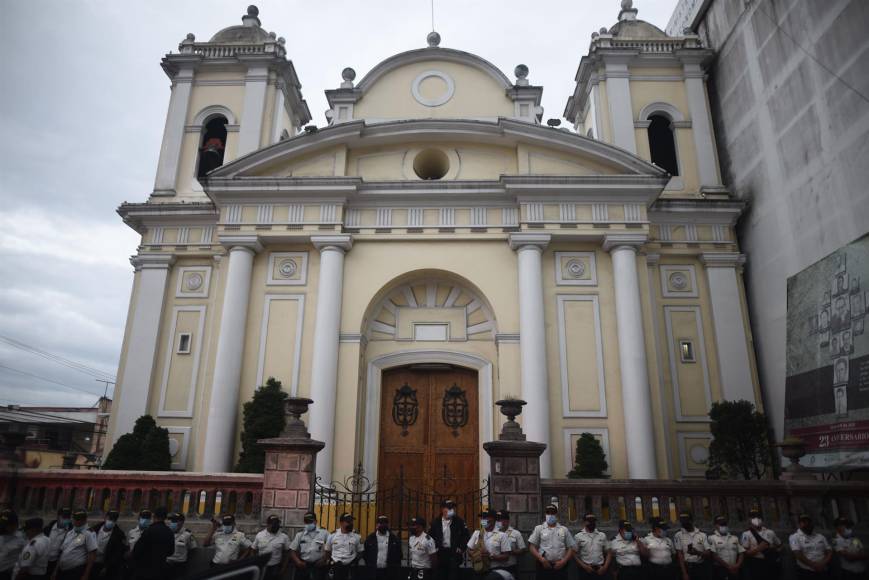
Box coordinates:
[152,5,311,198]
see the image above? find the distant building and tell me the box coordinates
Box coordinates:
[0,397,112,469]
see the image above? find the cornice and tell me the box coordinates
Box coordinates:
[218,234,263,253]
[311,234,353,252]
[602,233,649,252]
[648,198,746,225]
[508,233,551,250]
[117,202,218,233]
[700,252,746,268]
[130,254,176,271]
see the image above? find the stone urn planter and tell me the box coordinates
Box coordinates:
[776,437,816,480]
[495,398,527,441]
[282,397,314,439]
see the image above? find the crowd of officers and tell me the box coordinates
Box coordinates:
[0,502,866,580]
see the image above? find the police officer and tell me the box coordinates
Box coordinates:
[46,509,72,578]
[642,518,676,580]
[740,508,781,580]
[832,516,867,580]
[674,512,711,580]
[494,512,524,574]
[252,515,290,580]
[325,513,363,580]
[165,513,196,579]
[608,521,642,580]
[789,515,832,579]
[466,510,511,580]
[707,516,744,580]
[13,518,49,580]
[574,513,610,579]
[1,511,26,580]
[91,510,125,580]
[408,517,438,580]
[289,512,329,580]
[51,510,96,580]
[363,516,401,580]
[528,504,576,580]
[126,511,151,556]
[205,515,251,567]
[428,501,468,580]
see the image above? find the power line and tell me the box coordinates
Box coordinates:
[0,363,109,398]
[0,336,116,381]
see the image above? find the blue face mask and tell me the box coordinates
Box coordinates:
[545,515,557,526]
[74,524,87,533]
[305,523,316,532]
[718,526,729,535]
[623,531,633,541]
[223,525,234,534]
[480,519,489,529]
[138,518,151,529]
[168,522,179,532]
[61,519,72,529]
[103,521,115,531]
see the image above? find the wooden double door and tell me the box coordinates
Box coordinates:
[378,366,479,494]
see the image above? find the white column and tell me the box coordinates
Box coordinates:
[683,62,721,187]
[604,235,657,479]
[237,65,269,156]
[202,237,261,472]
[271,82,286,144]
[509,233,552,476]
[308,235,353,483]
[605,61,637,154]
[701,253,756,404]
[111,254,174,441]
[153,68,194,195]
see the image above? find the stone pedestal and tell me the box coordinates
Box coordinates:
[258,398,325,529]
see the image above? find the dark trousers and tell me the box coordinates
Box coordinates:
[264,565,285,580]
[0,569,12,580]
[797,569,830,580]
[839,571,869,580]
[166,562,189,580]
[534,563,567,580]
[578,565,609,579]
[686,561,710,580]
[711,564,740,580]
[647,562,677,580]
[58,566,87,580]
[296,562,327,580]
[745,558,779,580]
[372,568,401,580]
[408,570,433,580]
[331,562,355,580]
[436,550,461,580]
[615,566,643,580]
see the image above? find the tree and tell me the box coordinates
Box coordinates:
[706,399,773,480]
[235,378,288,473]
[567,432,608,478]
[102,415,171,471]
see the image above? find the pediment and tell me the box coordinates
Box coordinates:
[205,118,666,184]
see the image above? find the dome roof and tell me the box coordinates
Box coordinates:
[608,19,668,38]
[209,5,271,43]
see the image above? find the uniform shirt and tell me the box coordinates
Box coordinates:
[95,527,112,563]
[642,533,676,565]
[375,532,389,568]
[609,536,641,567]
[253,530,290,567]
[13,535,49,577]
[574,529,609,566]
[0,531,26,572]
[440,520,452,549]
[502,527,525,568]
[290,528,329,563]
[674,528,709,564]
[57,529,98,571]
[833,534,867,574]
[409,533,437,569]
[212,530,251,565]
[167,529,197,564]
[740,527,780,560]
[789,529,830,571]
[326,530,363,565]
[127,527,145,552]
[467,530,511,568]
[528,524,576,563]
[48,524,69,562]
[708,531,744,566]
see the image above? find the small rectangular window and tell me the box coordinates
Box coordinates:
[177,333,192,354]
[679,339,695,363]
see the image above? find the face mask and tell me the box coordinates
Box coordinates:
[139,518,151,529]
[844,528,854,538]
[305,523,316,532]
[223,525,234,534]
[718,526,729,535]
[498,521,508,531]
[750,518,762,528]
[545,515,557,525]
[168,522,179,532]
[446,509,455,518]
[586,523,596,532]
[623,531,633,541]
[480,519,489,529]
[74,524,87,533]
[61,519,72,529]
[103,521,115,531]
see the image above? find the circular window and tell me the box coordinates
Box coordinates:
[413,149,450,180]
[411,70,455,107]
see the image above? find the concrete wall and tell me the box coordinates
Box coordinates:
[693,0,869,441]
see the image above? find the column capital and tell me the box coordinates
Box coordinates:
[602,233,648,252]
[218,234,263,253]
[700,252,746,268]
[311,234,353,252]
[644,252,661,266]
[508,233,551,251]
[130,254,176,272]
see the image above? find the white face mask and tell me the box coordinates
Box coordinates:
[718,526,729,535]
[481,519,489,529]
[750,518,762,528]
[545,515,557,525]
[305,523,316,532]
[498,521,508,531]
[446,509,455,518]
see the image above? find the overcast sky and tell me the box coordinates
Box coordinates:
[0,0,677,408]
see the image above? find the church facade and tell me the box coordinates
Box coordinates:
[107,2,762,483]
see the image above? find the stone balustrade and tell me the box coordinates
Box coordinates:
[0,469,263,522]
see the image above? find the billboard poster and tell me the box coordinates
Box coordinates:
[785,235,869,469]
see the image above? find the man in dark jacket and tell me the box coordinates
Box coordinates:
[130,507,174,580]
[363,516,401,580]
[91,511,126,580]
[428,500,469,580]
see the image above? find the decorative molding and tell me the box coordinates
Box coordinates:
[502,207,519,227]
[192,104,238,127]
[525,202,544,222]
[175,266,212,298]
[562,428,612,476]
[267,252,309,286]
[664,305,713,422]
[255,294,306,396]
[157,305,207,418]
[638,101,686,123]
[557,295,607,418]
[700,252,746,268]
[410,70,456,107]
[624,204,643,223]
[257,204,274,224]
[288,204,305,223]
[440,207,455,227]
[676,431,713,477]
[559,203,576,222]
[320,204,339,223]
[470,207,487,227]
[176,227,190,245]
[494,333,520,344]
[408,208,424,227]
[130,254,175,272]
[554,252,598,286]
[165,426,192,470]
[509,232,551,251]
[376,208,393,228]
[225,205,242,224]
[592,203,609,223]
[660,265,699,298]
[311,234,353,252]
[602,233,648,252]
[218,234,263,253]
